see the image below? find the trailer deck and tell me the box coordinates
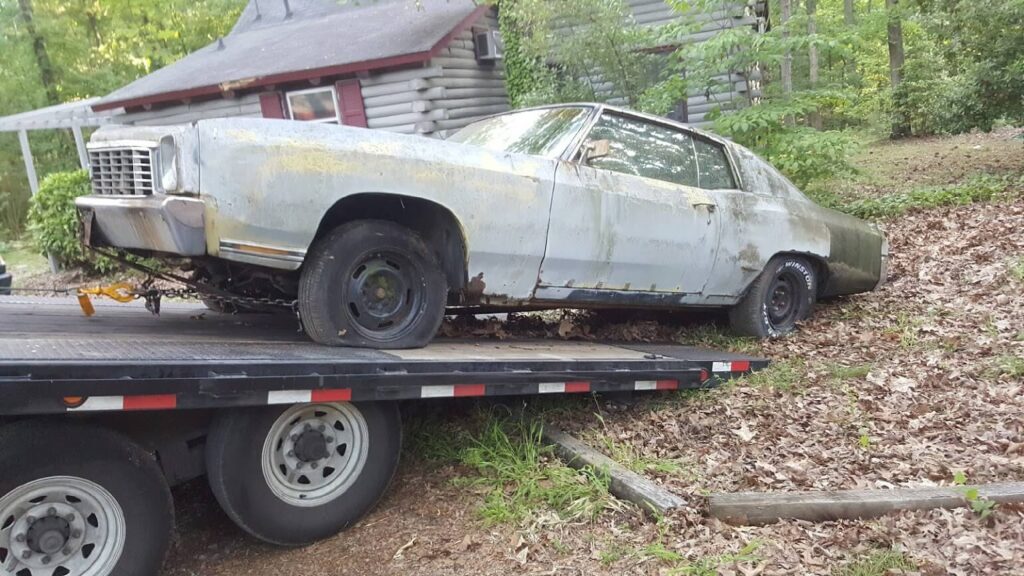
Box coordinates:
[0,296,766,416]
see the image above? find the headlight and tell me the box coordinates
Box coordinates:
[158,135,179,192]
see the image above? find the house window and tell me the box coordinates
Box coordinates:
[286,87,340,123]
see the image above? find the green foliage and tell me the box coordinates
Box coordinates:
[499,0,659,107]
[961,487,997,520]
[0,0,244,238]
[460,416,614,525]
[24,170,111,272]
[842,174,1020,220]
[1009,257,1024,283]
[833,549,916,576]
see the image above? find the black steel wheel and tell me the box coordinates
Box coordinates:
[729,255,817,338]
[299,220,446,348]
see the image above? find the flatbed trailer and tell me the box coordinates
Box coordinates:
[0,297,766,576]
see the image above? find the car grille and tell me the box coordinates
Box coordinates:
[89,146,155,196]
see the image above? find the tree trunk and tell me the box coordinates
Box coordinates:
[886,0,910,137]
[844,0,856,24]
[780,0,794,125]
[807,0,822,129]
[17,0,60,106]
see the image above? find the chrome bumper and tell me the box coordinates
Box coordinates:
[75,194,206,256]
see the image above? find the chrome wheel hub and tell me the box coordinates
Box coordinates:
[262,403,369,508]
[0,477,125,576]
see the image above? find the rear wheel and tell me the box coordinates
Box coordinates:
[0,421,172,576]
[205,402,401,546]
[729,255,817,338]
[299,220,446,349]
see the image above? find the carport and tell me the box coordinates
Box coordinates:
[0,97,121,270]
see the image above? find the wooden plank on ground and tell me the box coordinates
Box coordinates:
[543,427,686,516]
[710,482,1024,525]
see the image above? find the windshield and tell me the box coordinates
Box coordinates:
[447,106,592,159]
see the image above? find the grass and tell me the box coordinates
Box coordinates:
[459,415,616,525]
[1010,256,1024,282]
[840,174,1021,220]
[674,324,759,355]
[833,549,916,576]
[740,358,806,392]
[0,237,49,284]
[994,355,1024,379]
[593,436,692,477]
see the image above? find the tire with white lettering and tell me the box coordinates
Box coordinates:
[205,402,401,546]
[299,220,446,349]
[729,255,817,338]
[0,420,173,576]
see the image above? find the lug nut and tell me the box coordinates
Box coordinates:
[41,555,51,564]
[295,462,304,470]
[62,547,72,556]
[21,551,31,560]
[71,529,82,539]
[15,533,25,543]
[47,507,56,516]
[304,424,312,432]
[318,424,326,432]
[311,462,319,469]
[287,450,295,457]
[290,434,299,442]
[326,436,334,443]
[66,514,75,523]
[25,515,36,524]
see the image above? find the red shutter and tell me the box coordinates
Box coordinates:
[335,79,368,128]
[259,92,286,119]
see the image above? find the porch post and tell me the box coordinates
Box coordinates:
[18,129,60,273]
[72,125,89,169]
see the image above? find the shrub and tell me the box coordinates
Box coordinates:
[26,169,118,274]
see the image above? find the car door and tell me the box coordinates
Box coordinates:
[535,111,722,300]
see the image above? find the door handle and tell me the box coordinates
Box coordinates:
[692,201,716,212]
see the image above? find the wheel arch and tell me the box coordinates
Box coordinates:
[311,193,469,295]
[736,251,830,300]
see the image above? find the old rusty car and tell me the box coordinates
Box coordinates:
[76,103,887,348]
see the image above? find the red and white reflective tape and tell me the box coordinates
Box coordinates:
[66,394,177,412]
[267,389,352,404]
[538,381,591,394]
[633,380,680,391]
[420,384,486,398]
[711,360,751,373]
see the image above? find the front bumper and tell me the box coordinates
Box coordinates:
[75,194,206,256]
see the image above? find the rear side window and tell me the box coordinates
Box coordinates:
[692,138,737,190]
[584,113,700,187]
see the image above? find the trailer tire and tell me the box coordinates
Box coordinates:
[206,401,401,546]
[299,220,446,349]
[0,420,172,576]
[729,255,817,338]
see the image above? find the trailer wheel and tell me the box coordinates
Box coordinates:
[299,220,447,349]
[729,255,817,338]
[0,420,172,576]
[206,401,401,546]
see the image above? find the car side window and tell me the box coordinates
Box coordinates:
[692,138,737,190]
[583,113,700,188]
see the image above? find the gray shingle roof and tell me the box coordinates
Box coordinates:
[95,0,481,110]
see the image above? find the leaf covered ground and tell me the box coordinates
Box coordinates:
[162,129,1024,576]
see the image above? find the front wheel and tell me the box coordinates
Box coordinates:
[0,421,173,576]
[205,402,402,546]
[729,255,817,338]
[299,220,446,349]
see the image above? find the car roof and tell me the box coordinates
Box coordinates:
[472,102,733,148]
